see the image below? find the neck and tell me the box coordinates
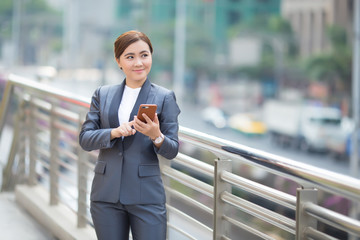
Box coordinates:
[125,78,146,89]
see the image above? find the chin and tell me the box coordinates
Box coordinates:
[132,77,147,84]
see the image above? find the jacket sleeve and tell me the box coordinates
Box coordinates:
[79,87,115,151]
[154,91,181,159]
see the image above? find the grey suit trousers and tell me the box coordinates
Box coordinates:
[91,201,167,240]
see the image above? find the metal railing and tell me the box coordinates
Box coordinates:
[0,74,360,240]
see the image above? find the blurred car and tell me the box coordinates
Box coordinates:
[228,113,266,136]
[36,66,57,82]
[201,106,227,129]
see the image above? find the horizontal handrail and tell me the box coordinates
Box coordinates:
[304,202,360,236]
[173,153,214,177]
[179,126,360,202]
[167,205,213,233]
[167,222,197,240]
[8,74,90,107]
[222,215,275,240]
[165,186,213,214]
[304,227,338,240]
[162,165,213,197]
[221,170,296,210]
[221,191,296,234]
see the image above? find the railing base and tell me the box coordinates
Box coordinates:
[15,184,96,240]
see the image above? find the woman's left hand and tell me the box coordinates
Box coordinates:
[133,113,161,140]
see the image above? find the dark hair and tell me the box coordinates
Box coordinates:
[114,30,153,59]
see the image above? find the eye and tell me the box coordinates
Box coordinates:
[126,56,134,59]
[142,53,149,58]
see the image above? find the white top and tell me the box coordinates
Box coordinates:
[118,85,141,125]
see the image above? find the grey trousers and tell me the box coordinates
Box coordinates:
[91,201,167,240]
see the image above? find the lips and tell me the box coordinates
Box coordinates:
[133,69,144,73]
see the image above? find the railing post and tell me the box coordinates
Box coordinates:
[77,112,88,228]
[49,104,59,205]
[28,97,37,186]
[296,187,318,240]
[213,158,232,240]
[0,81,14,138]
[1,97,24,191]
[15,95,29,185]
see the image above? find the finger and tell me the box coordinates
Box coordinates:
[153,113,159,124]
[125,123,133,132]
[134,122,144,132]
[132,118,142,131]
[133,116,140,125]
[133,116,140,124]
[135,116,146,127]
[131,120,137,126]
[142,113,153,123]
[119,128,126,136]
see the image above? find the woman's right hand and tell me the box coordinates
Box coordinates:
[110,121,136,140]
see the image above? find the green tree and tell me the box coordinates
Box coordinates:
[305,26,352,104]
[149,18,215,101]
[0,0,62,65]
[228,15,297,91]
[186,21,214,74]
[0,0,14,46]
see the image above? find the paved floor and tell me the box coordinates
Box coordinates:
[0,192,56,240]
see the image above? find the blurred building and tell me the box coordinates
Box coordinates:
[281,0,353,57]
[60,0,117,68]
[214,0,280,53]
[49,0,282,70]
[115,0,280,55]
[116,0,175,25]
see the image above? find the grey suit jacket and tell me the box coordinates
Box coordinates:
[79,79,180,204]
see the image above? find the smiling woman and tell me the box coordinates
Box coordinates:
[79,30,181,240]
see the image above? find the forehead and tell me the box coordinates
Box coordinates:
[123,40,150,54]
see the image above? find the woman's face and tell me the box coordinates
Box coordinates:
[116,40,152,88]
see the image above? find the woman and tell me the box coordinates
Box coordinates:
[79,30,180,240]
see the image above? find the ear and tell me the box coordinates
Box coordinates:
[115,57,121,67]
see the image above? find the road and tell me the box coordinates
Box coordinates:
[178,102,353,177]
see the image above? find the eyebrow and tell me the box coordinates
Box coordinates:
[124,50,150,57]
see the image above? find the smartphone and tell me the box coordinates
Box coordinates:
[137,104,157,122]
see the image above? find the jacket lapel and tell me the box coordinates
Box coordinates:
[108,80,126,128]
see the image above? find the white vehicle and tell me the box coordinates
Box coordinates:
[326,117,355,160]
[263,100,342,152]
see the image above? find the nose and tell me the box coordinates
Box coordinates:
[134,58,143,67]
